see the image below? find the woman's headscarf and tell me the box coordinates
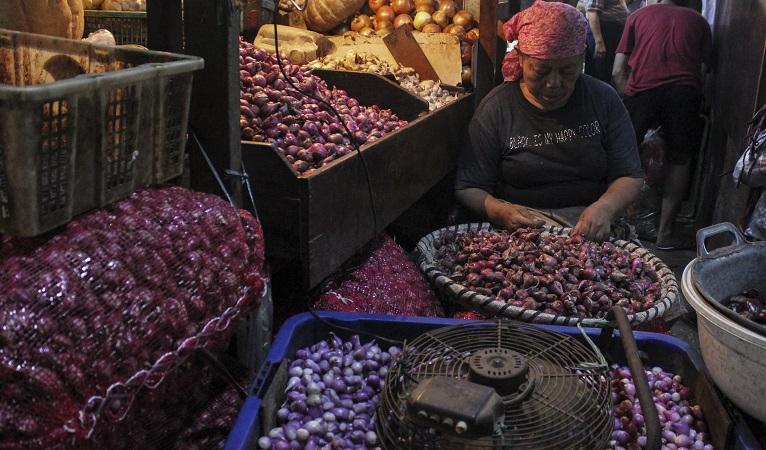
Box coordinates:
[501,0,588,81]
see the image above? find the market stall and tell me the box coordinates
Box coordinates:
[2,0,766,449]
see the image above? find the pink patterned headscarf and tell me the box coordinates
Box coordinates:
[501,0,588,81]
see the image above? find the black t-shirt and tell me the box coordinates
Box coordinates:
[456,75,643,209]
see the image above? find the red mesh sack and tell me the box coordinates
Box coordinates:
[452,310,488,321]
[173,375,246,450]
[314,236,444,317]
[83,354,248,450]
[0,186,267,449]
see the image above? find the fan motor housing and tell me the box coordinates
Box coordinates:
[406,376,505,437]
[468,348,529,396]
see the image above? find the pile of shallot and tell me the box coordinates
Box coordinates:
[724,289,766,324]
[435,228,661,318]
[608,365,713,450]
[258,335,400,450]
[239,39,407,175]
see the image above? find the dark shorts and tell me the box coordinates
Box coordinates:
[623,84,703,165]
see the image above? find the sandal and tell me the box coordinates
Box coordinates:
[654,239,693,251]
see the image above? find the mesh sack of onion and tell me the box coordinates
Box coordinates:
[0,186,267,449]
[88,354,248,450]
[415,223,679,327]
[313,235,445,317]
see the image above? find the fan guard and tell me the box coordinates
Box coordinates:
[375,320,612,450]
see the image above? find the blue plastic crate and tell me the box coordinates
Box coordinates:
[225,312,763,450]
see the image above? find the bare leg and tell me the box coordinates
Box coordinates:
[656,161,692,245]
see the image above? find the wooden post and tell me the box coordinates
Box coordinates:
[146,0,184,52]
[148,0,271,374]
[183,0,243,207]
[473,0,498,102]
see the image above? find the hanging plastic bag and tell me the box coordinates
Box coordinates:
[733,139,766,187]
[744,190,766,241]
[83,29,116,47]
[733,104,766,187]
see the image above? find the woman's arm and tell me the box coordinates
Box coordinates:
[457,187,545,229]
[612,52,630,95]
[587,10,606,58]
[614,15,635,94]
[572,176,642,240]
[572,80,645,241]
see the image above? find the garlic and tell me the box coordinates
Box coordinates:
[278,0,306,12]
[304,52,459,110]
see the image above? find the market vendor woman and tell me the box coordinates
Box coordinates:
[456,0,643,241]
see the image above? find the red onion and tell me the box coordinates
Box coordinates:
[435,228,662,318]
[308,143,329,161]
[239,38,407,175]
[260,335,400,449]
[0,187,266,448]
[607,365,714,450]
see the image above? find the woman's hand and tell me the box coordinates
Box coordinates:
[572,201,614,241]
[594,39,607,59]
[485,196,546,230]
[573,177,643,241]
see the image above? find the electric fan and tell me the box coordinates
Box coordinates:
[375,319,613,449]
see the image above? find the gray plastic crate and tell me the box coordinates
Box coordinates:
[0,28,203,236]
[84,10,147,46]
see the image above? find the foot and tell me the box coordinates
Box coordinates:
[655,235,691,251]
[655,228,675,248]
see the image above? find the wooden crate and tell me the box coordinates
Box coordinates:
[242,70,474,288]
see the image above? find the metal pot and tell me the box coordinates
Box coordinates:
[692,223,766,336]
[682,222,766,422]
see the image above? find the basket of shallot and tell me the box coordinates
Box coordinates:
[415,223,679,327]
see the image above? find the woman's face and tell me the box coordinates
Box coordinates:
[519,52,583,111]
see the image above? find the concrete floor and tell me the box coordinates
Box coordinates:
[640,241,700,348]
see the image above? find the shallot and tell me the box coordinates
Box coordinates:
[260,335,400,449]
[608,365,713,450]
[435,228,661,318]
[724,289,766,324]
[0,187,266,448]
[239,41,408,175]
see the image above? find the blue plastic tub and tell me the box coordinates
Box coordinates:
[225,312,763,450]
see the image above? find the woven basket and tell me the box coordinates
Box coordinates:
[415,223,679,327]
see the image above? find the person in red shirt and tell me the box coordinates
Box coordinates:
[612,0,712,249]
